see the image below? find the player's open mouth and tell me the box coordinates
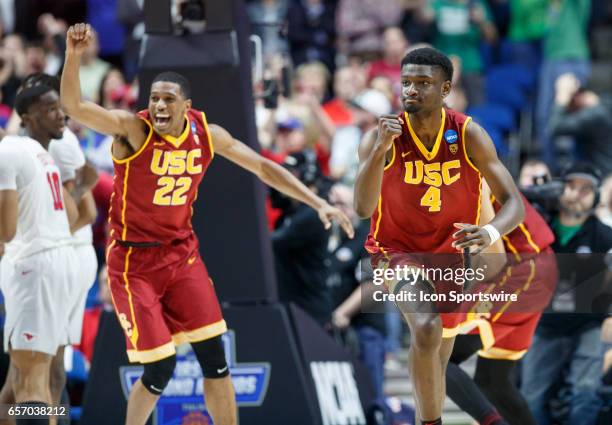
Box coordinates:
[154,114,171,127]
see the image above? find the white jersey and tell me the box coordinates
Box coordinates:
[0,135,73,260]
[49,128,93,246]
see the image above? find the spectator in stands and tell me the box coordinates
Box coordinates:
[323,65,367,127]
[328,183,386,401]
[506,0,549,68]
[77,28,111,102]
[24,40,46,76]
[272,151,333,326]
[247,0,289,60]
[367,27,409,107]
[427,0,498,106]
[285,61,336,174]
[521,162,611,425]
[37,13,68,76]
[445,55,467,112]
[536,0,591,169]
[336,0,403,60]
[549,73,612,176]
[286,0,337,72]
[329,89,391,185]
[399,0,433,44]
[518,159,551,189]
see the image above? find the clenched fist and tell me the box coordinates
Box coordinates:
[66,23,93,56]
[375,114,403,153]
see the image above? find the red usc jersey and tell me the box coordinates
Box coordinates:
[365,108,482,254]
[494,194,555,257]
[109,108,213,243]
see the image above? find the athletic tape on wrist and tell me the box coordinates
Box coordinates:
[482,224,501,245]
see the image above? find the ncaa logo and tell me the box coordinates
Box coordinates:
[444,129,458,144]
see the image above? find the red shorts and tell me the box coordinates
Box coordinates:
[106,233,226,363]
[370,250,467,331]
[446,247,557,360]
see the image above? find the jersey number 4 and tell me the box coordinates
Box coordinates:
[47,172,64,211]
[153,176,192,206]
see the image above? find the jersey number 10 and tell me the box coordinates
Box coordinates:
[46,172,64,211]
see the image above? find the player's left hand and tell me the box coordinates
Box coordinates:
[318,203,355,239]
[451,223,491,254]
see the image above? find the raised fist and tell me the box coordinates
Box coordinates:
[66,23,93,56]
[376,114,403,151]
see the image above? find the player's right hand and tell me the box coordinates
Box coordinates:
[375,115,403,152]
[66,23,93,56]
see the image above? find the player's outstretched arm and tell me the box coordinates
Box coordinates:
[60,23,144,151]
[354,115,403,218]
[210,124,354,238]
[452,121,525,253]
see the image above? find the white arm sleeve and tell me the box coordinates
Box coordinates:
[48,128,86,183]
[0,143,21,190]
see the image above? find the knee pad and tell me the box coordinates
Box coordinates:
[141,355,176,395]
[192,335,229,379]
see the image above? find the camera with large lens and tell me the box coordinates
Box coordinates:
[521,174,564,219]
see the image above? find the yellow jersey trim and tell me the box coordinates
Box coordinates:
[474,176,483,227]
[160,114,190,148]
[201,112,214,160]
[492,259,536,322]
[461,117,479,173]
[120,163,130,240]
[518,223,541,253]
[127,342,176,364]
[442,317,495,350]
[171,319,227,346]
[373,196,383,240]
[503,235,522,262]
[112,118,153,164]
[123,247,139,348]
[478,347,527,361]
[404,108,446,161]
[383,141,396,171]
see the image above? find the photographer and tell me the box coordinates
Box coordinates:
[521,162,612,425]
[272,151,333,326]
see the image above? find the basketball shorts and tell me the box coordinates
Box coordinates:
[106,233,226,364]
[1,245,78,355]
[370,249,467,331]
[67,244,98,344]
[445,246,557,360]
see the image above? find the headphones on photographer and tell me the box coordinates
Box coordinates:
[561,162,602,208]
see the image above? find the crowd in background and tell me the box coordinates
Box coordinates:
[0,0,611,422]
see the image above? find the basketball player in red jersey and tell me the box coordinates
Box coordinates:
[446,194,557,425]
[61,24,353,425]
[354,47,525,425]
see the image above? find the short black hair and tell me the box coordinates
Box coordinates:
[14,84,54,117]
[152,71,191,98]
[21,73,60,93]
[401,47,454,82]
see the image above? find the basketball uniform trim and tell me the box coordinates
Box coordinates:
[503,235,522,262]
[112,118,154,164]
[171,319,228,345]
[404,108,446,161]
[518,223,541,253]
[383,141,396,171]
[477,346,527,361]
[127,341,176,363]
[121,163,130,240]
[160,115,190,148]
[442,316,495,348]
[201,112,214,159]
[122,247,140,347]
[491,259,536,322]
[460,117,479,173]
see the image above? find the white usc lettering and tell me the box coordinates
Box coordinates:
[150,148,202,176]
[403,160,461,213]
[403,160,461,186]
[150,149,202,206]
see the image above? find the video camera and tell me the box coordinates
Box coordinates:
[521,174,564,218]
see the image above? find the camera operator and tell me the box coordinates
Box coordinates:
[521,162,612,425]
[272,150,333,326]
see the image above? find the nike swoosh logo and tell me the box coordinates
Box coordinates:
[188,256,197,265]
[217,366,228,374]
[153,141,165,146]
[150,384,163,393]
[401,151,412,157]
[21,270,33,276]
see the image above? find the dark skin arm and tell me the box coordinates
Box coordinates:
[452,121,525,253]
[353,115,403,218]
